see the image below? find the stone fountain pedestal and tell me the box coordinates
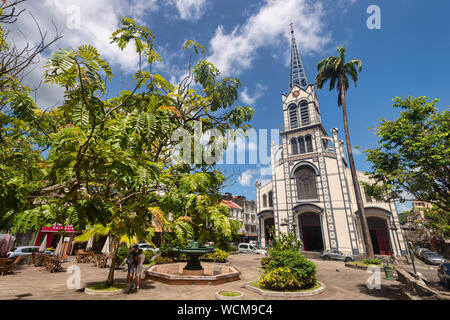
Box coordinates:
[145,262,240,285]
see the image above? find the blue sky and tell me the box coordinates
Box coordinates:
[10,0,450,210]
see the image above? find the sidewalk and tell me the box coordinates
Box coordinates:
[0,254,410,300]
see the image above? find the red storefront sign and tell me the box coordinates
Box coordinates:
[40,225,75,233]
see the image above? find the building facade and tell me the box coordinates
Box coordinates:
[255,27,407,257]
[223,193,258,243]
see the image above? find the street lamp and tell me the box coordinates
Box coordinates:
[291,222,297,238]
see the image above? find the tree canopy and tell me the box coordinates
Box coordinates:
[364,96,450,238]
[0,15,253,284]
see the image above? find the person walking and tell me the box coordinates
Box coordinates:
[136,249,145,289]
[126,245,138,289]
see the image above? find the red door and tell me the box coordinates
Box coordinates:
[367,217,392,256]
[376,229,392,256]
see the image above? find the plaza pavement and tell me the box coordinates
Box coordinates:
[0,254,410,300]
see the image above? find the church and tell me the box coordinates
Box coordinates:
[255,27,407,258]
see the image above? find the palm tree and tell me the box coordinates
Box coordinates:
[315,46,374,259]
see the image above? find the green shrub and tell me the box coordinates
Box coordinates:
[362,258,381,265]
[144,250,155,264]
[267,249,316,288]
[153,255,173,264]
[261,256,271,267]
[269,231,302,252]
[160,233,184,259]
[116,244,128,265]
[258,268,301,291]
[203,249,229,263]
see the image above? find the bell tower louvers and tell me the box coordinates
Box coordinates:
[289,23,308,90]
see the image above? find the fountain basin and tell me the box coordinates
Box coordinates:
[145,262,240,285]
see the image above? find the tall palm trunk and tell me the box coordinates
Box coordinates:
[106,237,120,286]
[340,88,375,259]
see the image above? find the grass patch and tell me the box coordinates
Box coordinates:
[218,291,241,297]
[347,261,382,267]
[86,283,127,291]
[250,281,321,293]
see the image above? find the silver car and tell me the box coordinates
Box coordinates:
[422,251,445,265]
[137,243,159,253]
[7,246,54,259]
[320,249,354,262]
[414,247,432,259]
[437,263,450,288]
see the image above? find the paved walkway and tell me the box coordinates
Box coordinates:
[0,254,409,300]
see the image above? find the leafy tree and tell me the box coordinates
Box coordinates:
[2,17,252,286]
[0,0,60,229]
[397,211,410,226]
[315,46,374,258]
[364,96,450,238]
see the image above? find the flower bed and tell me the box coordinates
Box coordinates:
[84,283,127,296]
[255,231,321,293]
[245,281,325,297]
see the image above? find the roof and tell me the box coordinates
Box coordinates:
[222,200,242,210]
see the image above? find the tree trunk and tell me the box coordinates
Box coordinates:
[340,88,375,259]
[106,237,120,286]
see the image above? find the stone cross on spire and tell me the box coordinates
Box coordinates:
[289,23,308,90]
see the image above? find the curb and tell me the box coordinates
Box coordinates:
[345,263,382,271]
[84,286,127,296]
[244,281,325,297]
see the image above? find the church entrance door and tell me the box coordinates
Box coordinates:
[264,218,275,247]
[367,217,392,255]
[298,213,323,251]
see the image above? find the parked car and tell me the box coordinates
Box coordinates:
[421,251,445,265]
[7,246,54,259]
[414,247,432,259]
[238,243,267,255]
[437,262,450,288]
[137,243,159,253]
[320,249,354,262]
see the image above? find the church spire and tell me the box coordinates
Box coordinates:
[290,23,308,90]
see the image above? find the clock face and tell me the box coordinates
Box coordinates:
[293,91,300,97]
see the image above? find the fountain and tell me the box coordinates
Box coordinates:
[145,241,240,285]
[173,241,215,275]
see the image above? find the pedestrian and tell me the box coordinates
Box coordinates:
[126,245,139,289]
[390,253,398,265]
[136,249,145,289]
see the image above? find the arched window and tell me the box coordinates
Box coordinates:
[322,139,329,151]
[295,166,318,200]
[298,136,306,154]
[291,138,298,155]
[305,135,313,153]
[299,101,310,126]
[289,104,298,129]
[262,194,267,207]
[268,191,273,207]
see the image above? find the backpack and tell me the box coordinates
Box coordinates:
[126,253,134,265]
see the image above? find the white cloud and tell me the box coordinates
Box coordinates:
[397,202,412,213]
[352,147,362,156]
[238,169,258,187]
[169,0,207,21]
[207,0,331,76]
[240,83,268,105]
[5,0,161,107]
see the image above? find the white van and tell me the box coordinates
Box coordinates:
[238,243,267,255]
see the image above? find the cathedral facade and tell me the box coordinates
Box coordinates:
[255,28,407,257]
